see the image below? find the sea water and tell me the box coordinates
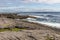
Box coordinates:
[19,12,60,28]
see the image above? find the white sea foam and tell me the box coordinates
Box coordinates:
[29,15,49,19]
[27,18,36,21]
[26,18,60,29]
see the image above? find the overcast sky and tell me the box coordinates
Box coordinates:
[0,0,60,12]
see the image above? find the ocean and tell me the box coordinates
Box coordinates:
[19,12,60,28]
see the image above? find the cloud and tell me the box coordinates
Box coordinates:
[20,0,60,4]
[0,6,25,9]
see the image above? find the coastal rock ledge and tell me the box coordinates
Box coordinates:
[0,14,60,40]
[0,30,60,40]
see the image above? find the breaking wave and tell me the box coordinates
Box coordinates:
[19,12,60,28]
[27,14,60,28]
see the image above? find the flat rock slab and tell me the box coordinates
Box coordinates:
[0,30,60,40]
[0,18,16,28]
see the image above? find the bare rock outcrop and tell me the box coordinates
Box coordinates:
[0,30,60,40]
[0,14,60,40]
[0,18,16,28]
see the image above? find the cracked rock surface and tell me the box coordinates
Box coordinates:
[0,30,60,40]
[0,17,59,40]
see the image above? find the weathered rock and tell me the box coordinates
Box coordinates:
[0,14,60,40]
[0,30,59,40]
[0,18,16,28]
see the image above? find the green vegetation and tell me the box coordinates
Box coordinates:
[46,34,55,40]
[1,24,10,27]
[0,28,25,32]
[10,28,25,32]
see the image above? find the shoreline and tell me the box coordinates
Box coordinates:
[26,15,60,28]
[21,20,60,32]
[27,20,60,28]
[0,20,60,40]
[0,13,59,31]
[0,14,59,40]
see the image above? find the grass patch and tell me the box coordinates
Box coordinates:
[1,24,10,27]
[0,28,25,32]
[46,34,55,40]
[10,28,25,32]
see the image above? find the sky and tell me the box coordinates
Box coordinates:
[0,0,60,12]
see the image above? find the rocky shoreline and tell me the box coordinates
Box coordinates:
[0,13,60,40]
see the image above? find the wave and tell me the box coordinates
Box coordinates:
[29,15,49,19]
[27,18,36,21]
[19,12,60,28]
[29,15,60,23]
[31,14,60,18]
[26,17,60,28]
[28,20,60,28]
